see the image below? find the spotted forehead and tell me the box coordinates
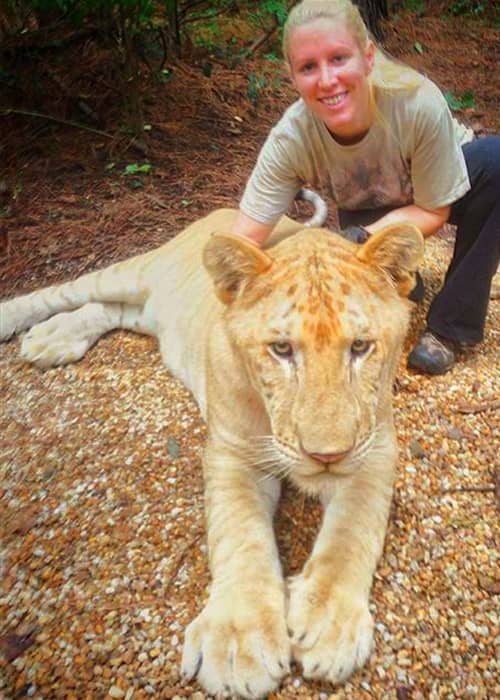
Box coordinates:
[255,231,391,350]
[273,235,383,306]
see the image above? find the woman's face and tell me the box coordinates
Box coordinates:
[288,19,375,143]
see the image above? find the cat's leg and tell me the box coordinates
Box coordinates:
[181,444,289,698]
[20,302,154,368]
[0,252,156,341]
[287,433,396,685]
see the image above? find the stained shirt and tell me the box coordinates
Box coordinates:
[240,76,473,224]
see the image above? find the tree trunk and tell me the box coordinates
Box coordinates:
[353,0,389,41]
[165,0,181,56]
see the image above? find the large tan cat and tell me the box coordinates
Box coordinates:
[0,209,423,698]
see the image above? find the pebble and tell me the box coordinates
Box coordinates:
[430,654,442,666]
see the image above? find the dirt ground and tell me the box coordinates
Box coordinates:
[0,3,499,700]
[1,4,499,297]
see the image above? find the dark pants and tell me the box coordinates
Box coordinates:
[338,135,500,345]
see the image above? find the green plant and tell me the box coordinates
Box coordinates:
[248,0,288,46]
[444,90,476,111]
[263,51,281,62]
[247,72,267,104]
[449,0,485,17]
[402,0,426,12]
[192,17,221,50]
[123,162,153,175]
[261,0,288,26]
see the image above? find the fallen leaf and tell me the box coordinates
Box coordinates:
[0,629,37,662]
[5,507,37,536]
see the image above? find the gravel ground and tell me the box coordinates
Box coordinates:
[0,232,498,700]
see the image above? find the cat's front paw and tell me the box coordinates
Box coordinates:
[182,585,290,698]
[287,573,374,684]
[20,314,91,368]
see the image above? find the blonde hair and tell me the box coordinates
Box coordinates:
[283,0,424,93]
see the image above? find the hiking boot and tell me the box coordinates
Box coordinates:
[407,331,455,375]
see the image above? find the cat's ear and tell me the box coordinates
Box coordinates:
[203,233,272,304]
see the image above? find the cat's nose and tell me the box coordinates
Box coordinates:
[306,449,351,465]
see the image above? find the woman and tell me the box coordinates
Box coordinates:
[233,0,500,375]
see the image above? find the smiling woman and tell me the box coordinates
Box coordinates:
[232,0,500,377]
[285,19,375,143]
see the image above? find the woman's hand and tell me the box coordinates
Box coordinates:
[232,211,274,247]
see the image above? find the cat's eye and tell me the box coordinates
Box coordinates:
[351,339,372,357]
[270,341,294,359]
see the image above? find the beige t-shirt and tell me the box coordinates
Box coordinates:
[240,77,473,224]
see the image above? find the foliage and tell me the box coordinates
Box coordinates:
[250,0,288,27]
[2,2,295,136]
[123,162,153,175]
[2,0,155,30]
[401,0,425,13]
[444,90,476,111]
[243,0,288,55]
[1,0,161,134]
[191,13,221,50]
[263,51,281,62]
[448,0,485,17]
[247,72,267,104]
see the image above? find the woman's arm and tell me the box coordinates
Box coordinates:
[365,203,450,239]
[232,210,275,247]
